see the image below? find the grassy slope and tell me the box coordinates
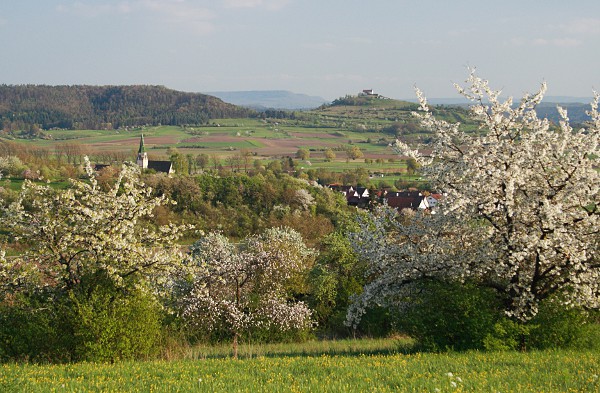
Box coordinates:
[2,338,598,392]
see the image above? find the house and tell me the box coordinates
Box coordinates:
[360,89,378,96]
[419,194,442,209]
[328,184,371,207]
[385,192,423,210]
[347,187,370,206]
[329,184,442,211]
[93,163,111,172]
[384,191,442,212]
[137,134,175,175]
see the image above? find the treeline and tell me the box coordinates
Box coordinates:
[0,85,253,131]
[329,95,419,109]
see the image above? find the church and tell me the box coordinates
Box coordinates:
[136,134,175,174]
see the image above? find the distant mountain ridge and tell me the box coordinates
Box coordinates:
[402,96,595,105]
[206,90,328,110]
[0,85,252,130]
[403,96,595,125]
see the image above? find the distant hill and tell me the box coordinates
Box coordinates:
[329,94,418,109]
[403,96,595,126]
[534,102,592,126]
[0,85,253,130]
[403,96,594,105]
[207,90,328,110]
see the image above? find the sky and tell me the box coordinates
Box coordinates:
[1,0,600,101]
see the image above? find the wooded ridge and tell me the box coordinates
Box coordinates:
[0,84,253,131]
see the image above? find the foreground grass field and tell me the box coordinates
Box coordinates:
[2,339,598,392]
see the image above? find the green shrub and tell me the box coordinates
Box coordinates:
[356,306,398,338]
[398,280,503,351]
[483,298,600,351]
[0,292,73,362]
[395,280,600,352]
[0,274,163,363]
[483,318,534,351]
[67,276,162,362]
[528,300,600,350]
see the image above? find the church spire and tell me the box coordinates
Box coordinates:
[137,134,148,169]
[138,134,146,154]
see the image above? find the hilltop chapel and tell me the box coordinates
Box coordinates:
[136,134,175,174]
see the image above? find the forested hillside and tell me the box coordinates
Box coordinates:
[0,85,253,131]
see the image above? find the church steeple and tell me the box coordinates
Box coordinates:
[138,134,146,154]
[137,134,148,169]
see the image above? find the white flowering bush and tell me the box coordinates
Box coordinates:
[178,227,316,358]
[0,158,193,361]
[348,70,599,328]
[293,189,316,211]
[1,157,192,293]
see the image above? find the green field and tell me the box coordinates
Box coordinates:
[8,126,407,182]
[2,338,598,392]
[3,98,477,183]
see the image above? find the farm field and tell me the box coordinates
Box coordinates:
[6,98,453,181]
[2,338,598,392]
[14,121,405,172]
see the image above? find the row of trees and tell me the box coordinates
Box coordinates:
[0,154,387,361]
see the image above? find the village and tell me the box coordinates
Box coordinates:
[328,184,441,211]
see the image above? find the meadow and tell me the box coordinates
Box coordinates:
[2,338,598,392]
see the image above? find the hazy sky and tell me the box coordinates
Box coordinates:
[1,1,600,100]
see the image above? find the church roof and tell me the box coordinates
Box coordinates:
[147,160,173,173]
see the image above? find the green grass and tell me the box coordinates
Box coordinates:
[310,159,403,171]
[2,178,71,191]
[2,339,598,392]
[183,338,411,360]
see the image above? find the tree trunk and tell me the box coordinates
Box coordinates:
[519,332,527,352]
[233,332,239,359]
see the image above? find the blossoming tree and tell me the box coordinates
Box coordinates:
[1,157,192,295]
[178,227,315,358]
[347,70,599,327]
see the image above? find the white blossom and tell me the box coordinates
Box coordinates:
[0,157,193,295]
[177,227,316,357]
[349,70,599,324]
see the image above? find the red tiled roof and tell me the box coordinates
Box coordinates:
[385,196,422,209]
